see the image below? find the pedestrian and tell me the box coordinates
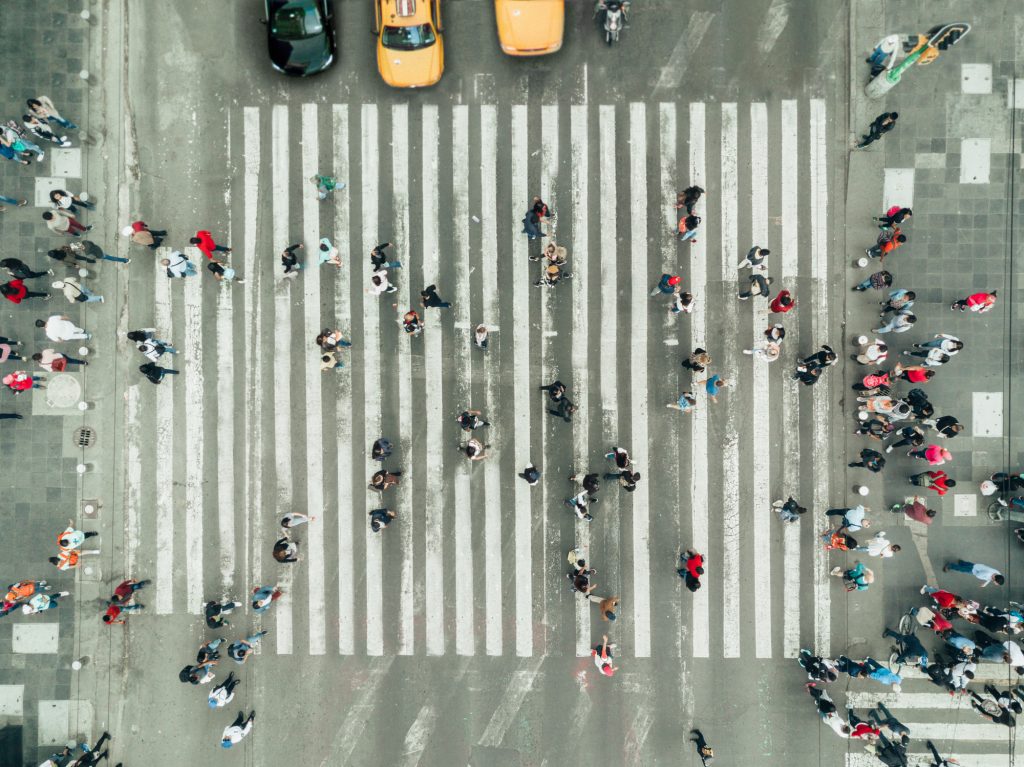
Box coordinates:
[605,447,631,470]
[280,512,316,529]
[22,112,70,146]
[403,310,423,336]
[370,438,393,462]
[565,491,595,522]
[457,409,489,432]
[369,469,402,491]
[121,220,166,249]
[879,289,915,316]
[280,242,303,278]
[968,690,1016,727]
[315,328,352,351]
[852,270,893,292]
[866,34,900,76]
[590,594,620,621]
[825,505,870,533]
[874,205,912,228]
[873,308,915,334]
[764,324,786,345]
[906,388,934,420]
[737,273,773,300]
[742,341,780,362]
[548,398,577,422]
[3,371,45,393]
[221,711,256,749]
[980,471,1024,494]
[180,660,218,686]
[109,578,150,605]
[531,196,554,226]
[21,590,71,615]
[908,445,952,466]
[925,740,956,767]
[518,463,541,485]
[650,273,681,297]
[943,560,1004,586]
[311,173,343,200]
[869,702,911,746]
[42,210,90,237]
[821,528,857,552]
[865,228,906,260]
[1,278,48,304]
[127,329,177,362]
[68,732,111,766]
[677,548,704,592]
[138,362,179,384]
[204,599,242,629]
[768,289,795,314]
[273,533,300,563]
[668,289,694,315]
[209,672,240,709]
[799,650,838,683]
[592,634,617,677]
[690,730,714,766]
[0,258,51,280]
[951,290,997,313]
[892,363,933,385]
[676,185,704,214]
[852,338,888,366]
[369,242,401,269]
[569,472,601,494]
[605,469,640,492]
[772,496,807,523]
[103,596,144,625]
[677,213,701,243]
[474,324,489,349]
[0,194,27,211]
[190,229,231,260]
[863,657,902,691]
[27,96,77,130]
[49,189,94,214]
[848,447,885,473]
[904,333,963,358]
[895,494,938,525]
[700,374,732,404]
[666,391,697,413]
[885,425,924,454]
[228,631,268,664]
[420,284,451,309]
[48,549,99,571]
[207,256,244,284]
[522,207,543,240]
[369,508,397,532]
[0,337,25,363]
[856,532,900,558]
[52,277,104,304]
[681,348,711,373]
[830,561,873,591]
[856,112,898,148]
[461,438,490,460]
[57,520,99,550]
[909,469,955,496]
[160,250,197,278]
[737,245,769,271]
[67,240,129,265]
[317,237,342,269]
[852,370,890,394]
[368,269,396,295]
[251,585,283,614]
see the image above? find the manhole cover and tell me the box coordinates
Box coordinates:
[73,427,96,448]
[45,373,81,409]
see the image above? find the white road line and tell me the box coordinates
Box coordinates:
[901,666,1018,683]
[623,708,654,766]
[511,104,532,658]
[846,691,977,709]
[302,103,326,655]
[810,98,831,656]
[123,384,140,579]
[478,657,545,747]
[400,703,438,767]
[333,104,354,655]
[182,270,204,614]
[422,104,444,657]
[392,104,415,656]
[689,102,709,659]
[654,13,716,92]
[481,105,502,657]
[318,657,395,767]
[750,101,772,659]
[363,104,384,657]
[719,102,740,658]
[243,107,262,612]
[153,260,174,615]
[271,104,294,654]
[847,755,1014,767]
[755,0,791,54]
[658,102,682,658]
[570,103,591,659]
[780,99,801,658]
[629,102,651,658]
[452,104,474,657]
[217,165,235,596]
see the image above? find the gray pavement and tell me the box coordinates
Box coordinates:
[0,0,1022,766]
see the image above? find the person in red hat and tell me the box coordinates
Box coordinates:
[649,273,681,297]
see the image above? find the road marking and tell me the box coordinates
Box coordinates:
[810,98,831,656]
[570,103,591,659]
[629,102,651,658]
[302,102,326,655]
[333,104,354,655]
[318,657,395,767]
[478,657,544,747]
[719,102,740,658]
[271,104,294,653]
[153,265,173,615]
[847,755,1014,767]
[123,384,140,579]
[750,101,771,659]
[400,703,438,766]
[363,104,384,657]
[846,691,976,709]
[882,168,915,212]
[182,267,204,614]
[480,105,503,657]
[217,117,236,596]
[623,706,654,765]
[422,104,444,657]
[689,102,709,659]
[779,99,801,658]
[392,103,415,656]
[452,104,474,657]
[756,0,791,54]
[511,104,533,658]
[654,13,716,92]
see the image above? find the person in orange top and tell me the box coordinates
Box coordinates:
[866,228,906,259]
[189,229,231,260]
[48,548,100,571]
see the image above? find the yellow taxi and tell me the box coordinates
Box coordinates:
[373,0,444,88]
[495,0,564,56]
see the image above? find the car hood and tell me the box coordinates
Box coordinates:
[377,44,442,87]
[497,0,564,51]
[269,33,332,74]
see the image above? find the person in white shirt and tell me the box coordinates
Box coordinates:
[52,277,103,304]
[208,671,239,709]
[369,268,396,296]
[221,711,255,748]
[160,250,197,278]
[857,532,900,558]
[36,314,89,342]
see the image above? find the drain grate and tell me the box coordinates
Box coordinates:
[73,426,96,448]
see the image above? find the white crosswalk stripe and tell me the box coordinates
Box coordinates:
[123,99,836,659]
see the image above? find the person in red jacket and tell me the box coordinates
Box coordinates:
[893,364,934,384]
[769,289,796,314]
[2,371,44,392]
[951,290,997,313]
[910,469,955,496]
[0,279,48,304]
[677,548,705,592]
[190,230,231,260]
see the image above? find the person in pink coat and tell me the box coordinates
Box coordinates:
[908,445,952,466]
[951,290,997,313]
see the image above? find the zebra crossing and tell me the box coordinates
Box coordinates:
[121,98,837,660]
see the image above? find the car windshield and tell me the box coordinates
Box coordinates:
[271,3,323,39]
[382,23,436,51]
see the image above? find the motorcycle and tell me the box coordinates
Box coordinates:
[596,0,629,46]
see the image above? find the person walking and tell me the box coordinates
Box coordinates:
[925,740,956,767]
[128,329,177,362]
[856,532,900,558]
[565,491,595,522]
[52,277,104,304]
[121,220,166,249]
[866,228,906,260]
[0,193,28,211]
[677,214,701,243]
[371,438,393,462]
[461,438,490,460]
[592,634,618,677]
[280,242,303,278]
[522,207,543,240]
[924,415,962,439]
[474,324,489,349]
[138,362,179,384]
[869,702,911,746]
[65,240,130,265]
[677,549,704,592]
[848,447,885,473]
[874,206,912,228]
[103,595,144,625]
[369,242,401,270]
[676,186,704,214]
[873,308,915,334]
[650,273,681,297]
[190,230,231,260]
[605,447,631,470]
[700,374,732,404]
[3,371,45,393]
[160,250,197,278]
[317,238,342,269]
[369,508,397,532]
[27,96,77,130]
[22,113,70,147]
[280,513,316,529]
[943,560,1004,587]
[908,445,952,466]
[251,585,283,614]
[48,548,99,571]
[605,469,640,493]
[737,245,769,271]
[67,732,112,766]
[885,425,924,454]
[49,189,93,214]
[668,289,694,316]
[737,273,773,300]
[892,363,934,385]
[1,278,48,304]
[769,289,796,314]
[204,599,241,629]
[221,711,256,749]
[57,521,99,550]
[21,591,71,615]
[42,210,90,237]
[368,269,396,296]
[904,333,962,358]
[856,112,898,148]
[681,348,711,373]
[742,341,780,362]
[852,338,888,366]
[37,314,90,342]
[402,311,423,336]
[879,288,914,316]
[311,174,344,200]
[0,258,51,280]
[207,256,244,284]
[772,497,807,523]
[852,270,893,292]
[825,505,870,533]
[518,463,541,485]
[951,290,997,313]
[456,409,489,432]
[690,730,714,766]
[548,397,577,423]
[227,631,268,664]
[667,391,697,413]
[209,672,240,709]
[369,469,402,491]
[909,469,955,496]
[420,284,451,309]
[589,594,620,621]
[831,561,873,591]
[109,578,149,605]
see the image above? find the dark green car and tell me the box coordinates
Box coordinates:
[263,0,336,76]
